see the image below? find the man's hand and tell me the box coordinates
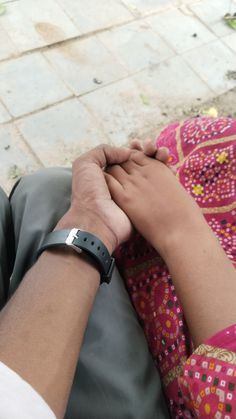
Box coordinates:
[57,145,133,253]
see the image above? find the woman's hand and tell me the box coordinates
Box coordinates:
[130,139,170,163]
[106,150,204,256]
[107,150,236,345]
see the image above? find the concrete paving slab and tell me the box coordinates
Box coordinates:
[80,76,163,145]
[147,8,216,54]
[57,0,133,34]
[0,25,18,61]
[44,37,128,96]
[0,123,40,194]
[222,33,236,54]
[0,0,236,177]
[0,0,79,53]
[190,0,235,37]
[134,55,213,109]
[121,0,172,16]
[97,20,174,73]
[0,102,11,123]
[16,98,107,166]
[0,53,71,117]
[183,40,236,95]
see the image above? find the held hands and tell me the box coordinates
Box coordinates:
[59,142,170,254]
[60,139,200,256]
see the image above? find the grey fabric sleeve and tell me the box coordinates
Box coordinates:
[0,187,14,308]
[9,168,168,419]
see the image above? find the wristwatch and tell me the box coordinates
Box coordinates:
[37,228,115,284]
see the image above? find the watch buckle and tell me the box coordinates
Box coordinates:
[66,228,82,253]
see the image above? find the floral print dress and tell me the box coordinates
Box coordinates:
[115,117,236,418]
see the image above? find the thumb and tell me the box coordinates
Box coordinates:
[76,144,132,169]
[104,172,124,205]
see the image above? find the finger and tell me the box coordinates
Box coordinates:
[130,140,143,151]
[74,144,132,170]
[104,173,127,210]
[120,159,138,175]
[104,173,124,202]
[143,141,157,157]
[155,147,170,164]
[129,150,148,167]
[106,164,128,184]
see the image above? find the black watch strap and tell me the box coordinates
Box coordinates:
[37,229,115,284]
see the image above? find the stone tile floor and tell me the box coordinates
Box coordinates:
[0,0,236,193]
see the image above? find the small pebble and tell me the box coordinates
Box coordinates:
[93,78,103,85]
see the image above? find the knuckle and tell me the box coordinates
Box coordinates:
[96,143,108,151]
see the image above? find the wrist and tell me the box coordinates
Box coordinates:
[55,207,115,254]
[39,247,101,289]
[155,213,209,261]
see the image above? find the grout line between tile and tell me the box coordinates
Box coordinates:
[12,122,45,167]
[1,95,75,125]
[0,1,219,65]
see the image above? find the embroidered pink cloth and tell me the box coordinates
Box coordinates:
[115,117,236,418]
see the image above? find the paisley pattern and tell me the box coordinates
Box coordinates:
[115,117,236,417]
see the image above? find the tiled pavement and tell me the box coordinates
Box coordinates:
[0,0,236,193]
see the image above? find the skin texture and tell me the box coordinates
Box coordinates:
[106,150,203,255]
[0,142,169,418]
[106,152,236,347]
[0,144,134,418]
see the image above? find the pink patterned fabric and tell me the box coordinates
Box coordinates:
[180,324,236,418]
[115,117,236,417]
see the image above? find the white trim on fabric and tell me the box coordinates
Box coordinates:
[0,361,56,419]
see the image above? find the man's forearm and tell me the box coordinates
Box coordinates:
[0,224,101,418]
[0,143,133,418]
[159,219,236,347]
